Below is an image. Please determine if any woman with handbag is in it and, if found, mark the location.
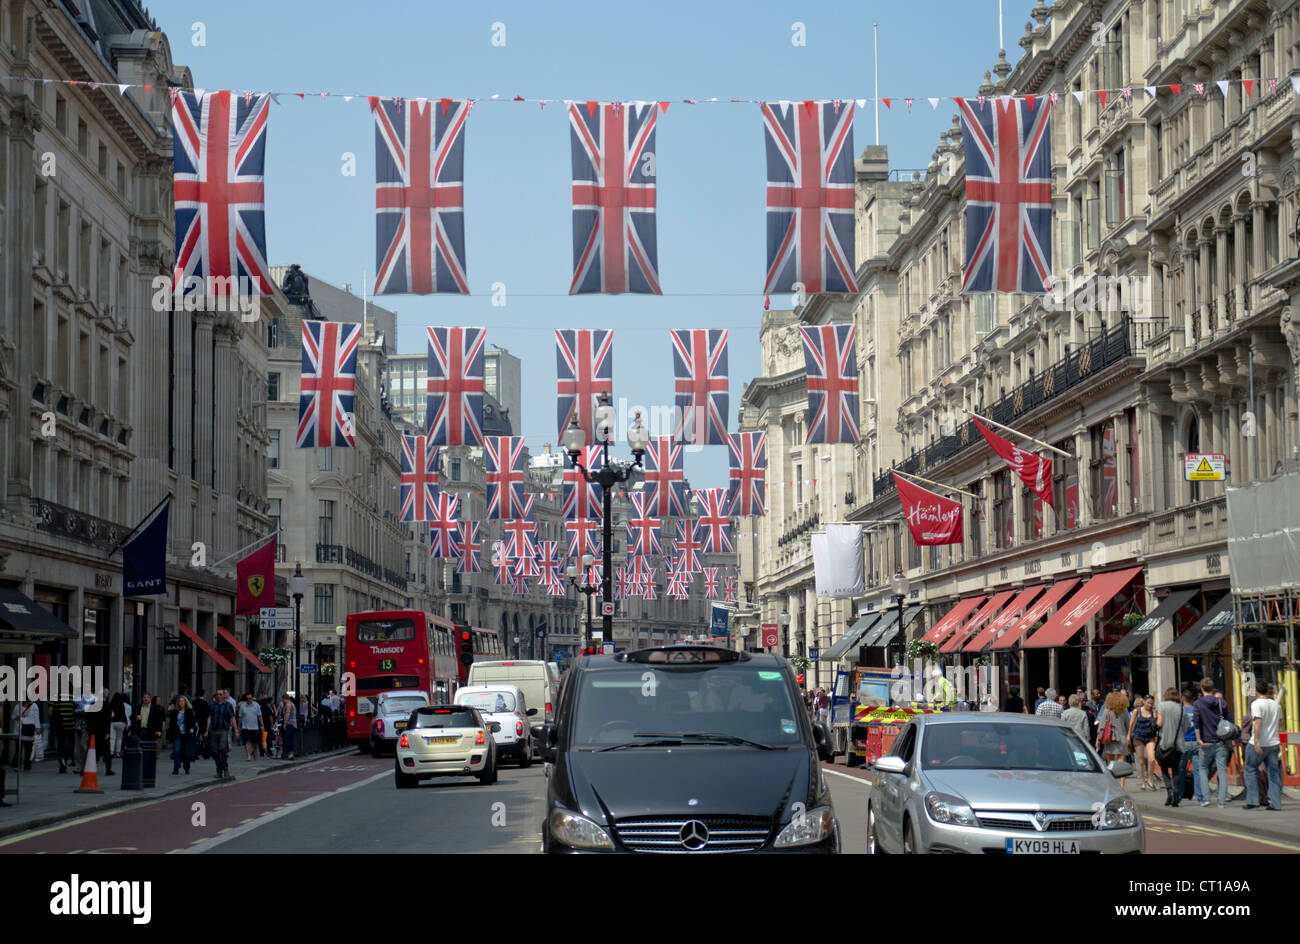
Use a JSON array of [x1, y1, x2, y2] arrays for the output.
[[1154, 688, 1187, 806], [167, 696, 199, 774], [1095, 691, 1131, 788]]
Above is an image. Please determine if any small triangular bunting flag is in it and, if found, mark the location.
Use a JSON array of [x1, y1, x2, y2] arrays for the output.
[[1216, 80, 1229, 98], [440, 97, 452, 114], [1291, 76, 1300, 95], [659, 101, 669, 113], [1096, 89, 1108, 108], [1145, 85, 1157, 98], [294, 92, 305, 99], [118, 84, 129, 96], [1072, 90, 1084, 104], [881, 98, 891, 109], [856, 98, 866, 108], [905, 98, 913, 111], [928, 97, 940, 110], [1170, 84, 1181, 95], [1242, 79, 1253, 98], [1025, 94, 1035, 111], [586, 100, 597, 117]]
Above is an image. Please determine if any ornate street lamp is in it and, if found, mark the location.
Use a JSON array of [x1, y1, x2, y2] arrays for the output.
[[566, 553, 598, 651], [891, 569, 910, 669], [289, 562, 309, 702]]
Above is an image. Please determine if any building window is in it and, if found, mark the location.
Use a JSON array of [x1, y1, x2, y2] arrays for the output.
[[1091, 420, 1118, 520], [267, 372, 280, 402], [313, 585, 335, 625], [450, 457, 461, 480], [318, 500, 335, 546], [267, 318, 282, 349], [317, 448, 333, 472], [267, 430, 280, 469]]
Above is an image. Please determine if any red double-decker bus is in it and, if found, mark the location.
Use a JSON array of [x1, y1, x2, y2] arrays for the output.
[[343, 609, 503, 750]]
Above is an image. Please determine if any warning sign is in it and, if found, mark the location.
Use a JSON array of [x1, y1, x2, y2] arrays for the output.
[[1184, 453, 1226, 482]]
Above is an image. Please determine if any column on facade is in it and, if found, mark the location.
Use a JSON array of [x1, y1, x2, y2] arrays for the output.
[[1232, 213, 1247, 324], [1074, 426, 1093, 530], [213, 318, 240, 557], [1215, 224, 1230, 334], [1182, 245, 1198, 344], [4, 95, 38, 508], [804, 584, 818, 663], [1198, 235, 1212, 337], [1251, 200, 1268, 313], [786, 593, 801, 656], [1112, 411, 1131, 516]]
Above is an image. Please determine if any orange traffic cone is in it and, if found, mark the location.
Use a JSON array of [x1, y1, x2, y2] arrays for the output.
[[75, 735, 104, 793]]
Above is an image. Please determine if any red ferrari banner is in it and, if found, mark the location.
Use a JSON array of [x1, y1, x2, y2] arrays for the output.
[[236, 540, 276, 615], [973, 418, 1054, 506], [894, 474, 963, 546]]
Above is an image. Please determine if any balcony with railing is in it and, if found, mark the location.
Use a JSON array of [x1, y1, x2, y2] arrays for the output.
[[872, 317, 1165, 500], [1148, 494, 1228, 554], [315, 543, 408, 592], [29, 497, 127, 552]]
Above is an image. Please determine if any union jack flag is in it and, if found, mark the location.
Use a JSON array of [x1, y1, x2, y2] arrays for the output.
[[643, 567, 658, 601], [800, 324, 860, 445], [171, 90, 273, 297], [297, 321, 361, 448], [510, 570, 529, 595], [493, 545, 513, 586], [694, 488, 733, 554], [956, 96, 1053, 294], [626, 493, 662, 557], [426, 326, 486, 446], [556, 329, 613, 440], [457, 521, 481, 574], [723, 574, 737, 603], [546, 574, 567, 597], [536, 540, 561, 587], [371, 97, 471, 295], [671, 329, 729, 445], [585, 563, 603, 597], [485, 436, 527, 520], [666, 567, 690, 600], [398, 435, 439, 522], [726, 431, 767, 516], [565, 517, 600, 559], [617, 561, 637, 600], [703, 567, 720, 600], [562, 446, 604, 521], [674, 521, 701, 575], [513, 549, 540, 579], [569, 102, 660, 295], [761, 100, 856, 294], [428, 491, 460, 558], [502, 498, 538, 562], [643, 437, 686, 518]]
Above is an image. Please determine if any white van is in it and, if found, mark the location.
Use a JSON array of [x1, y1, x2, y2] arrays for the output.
[[466, 660, 558, 755]]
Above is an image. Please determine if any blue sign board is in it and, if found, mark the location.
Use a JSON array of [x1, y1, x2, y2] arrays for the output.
[[300, 663, 319, 674]]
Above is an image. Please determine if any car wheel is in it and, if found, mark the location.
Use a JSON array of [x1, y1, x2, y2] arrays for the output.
[[846, 749, 860, 768], [370, 738, 380, 758], [478, 755, 497, 785], [519, 744, 532, 768], [903, 817, 918, 854], [394, 760, 416, 789], [867, 805, 888, 854]]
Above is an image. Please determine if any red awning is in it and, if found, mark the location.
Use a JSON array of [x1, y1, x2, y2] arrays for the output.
[[216, 624, 271, 673], [178, 621, 237, 671], [940, 591, 1017, 653], [990, 578, 1080, 650], [921, 596, 986, 644], [1023, 567, 1144, 648], [963, 585, 1045, 652]]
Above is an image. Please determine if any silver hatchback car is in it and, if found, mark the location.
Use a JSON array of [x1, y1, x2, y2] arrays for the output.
[[868, 713, 1143, 855]]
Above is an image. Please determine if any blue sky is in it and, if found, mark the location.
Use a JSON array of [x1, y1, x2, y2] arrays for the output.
[[152, 0, 1022, 489]]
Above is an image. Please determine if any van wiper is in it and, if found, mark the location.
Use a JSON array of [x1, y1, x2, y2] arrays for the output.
[[595, 738, 684, 752], [631, 732, 778, 750]]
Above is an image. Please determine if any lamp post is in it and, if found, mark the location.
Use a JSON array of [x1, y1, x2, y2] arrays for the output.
[[335, 624, 345, 696], [305, 640, 316, 717], [566, 554, 597, 651], [289, 562, 309, 703], [563, 394, 648, 651], [779, 611, 790, 656], [891, 569, 910, 670]]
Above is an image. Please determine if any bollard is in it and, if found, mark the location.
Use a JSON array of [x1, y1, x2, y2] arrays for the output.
[[120, 738, 142, 790], [139, 739, 158, 788]]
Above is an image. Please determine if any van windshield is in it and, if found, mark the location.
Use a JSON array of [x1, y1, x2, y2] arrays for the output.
[[458, 691, 516, 713], [570, 666, 803, 750]]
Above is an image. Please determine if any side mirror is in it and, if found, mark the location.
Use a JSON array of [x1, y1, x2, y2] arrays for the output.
[[813, 723, 832, 762], [526, 708, 538, 717], [1108, 760, 1134, 779], [874, 755, 907, 775], [542, 722, 558, 763]]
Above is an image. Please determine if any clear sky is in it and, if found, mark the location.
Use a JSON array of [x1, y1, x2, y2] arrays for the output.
[[151, 0, 1023, 490]]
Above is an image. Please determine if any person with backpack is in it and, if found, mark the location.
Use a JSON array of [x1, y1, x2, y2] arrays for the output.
[[1154, 688, 1187, 807], [1192, 677, 1237, 808]]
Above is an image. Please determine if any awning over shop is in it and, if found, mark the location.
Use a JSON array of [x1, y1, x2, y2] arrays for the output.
[[940, 591, 1017, 653], [860, 609, 900, 647], [215, 624, 272, 673], [872, 606, 924, 649], [1162, 595, 1235, 655], [0, 586, 77, 639], [921, 596, 986, 644], [821, 613, 881, 661], [1104, 588, 1198, 658], [178, 621, 237, 671], [990, 578, 1080, 651], [963, 585, 1045, 652], [1022, 566, 1144, 649]]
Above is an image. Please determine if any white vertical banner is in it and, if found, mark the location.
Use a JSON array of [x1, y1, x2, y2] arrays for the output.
[[812, 524, 865, 598]]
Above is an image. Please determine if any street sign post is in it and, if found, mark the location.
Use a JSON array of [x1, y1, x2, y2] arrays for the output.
[[259, 607, 294, 620], [300, 663, 318, 674], [1183, 453, 1226, 481], [601, 602, 614, 616], [761, 623, 779, 648]]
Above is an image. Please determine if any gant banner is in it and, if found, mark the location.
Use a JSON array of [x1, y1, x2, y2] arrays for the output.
[[812, 524, 864, 598], [894, 474, 963, 545]]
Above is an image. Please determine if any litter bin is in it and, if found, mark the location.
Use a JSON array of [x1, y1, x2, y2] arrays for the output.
[[138, 739, 157, 788], [120, 737, 142, 790]]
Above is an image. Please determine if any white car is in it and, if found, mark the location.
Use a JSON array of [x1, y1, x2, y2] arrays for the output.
[[395, 705, 499, 788], [454, 685, 536, 767], [369, 690, 430, 756]]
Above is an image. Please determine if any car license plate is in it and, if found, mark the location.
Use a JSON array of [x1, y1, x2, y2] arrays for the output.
[[425, 735, 458, 745], [394, 722, 407, 731], [1005, 838, 1080, 855]]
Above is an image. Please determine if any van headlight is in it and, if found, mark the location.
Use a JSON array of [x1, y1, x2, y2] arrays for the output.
[[1095, 797, 1138, 829], [773, 806, 836, 848], [549, 809, 615, 851], [924, 792, 979, 827]]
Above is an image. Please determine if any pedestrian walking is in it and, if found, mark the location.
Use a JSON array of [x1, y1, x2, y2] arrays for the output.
[[260, 698, 275, 757], [192, 690, 210, 758], [1032, 687, 1047, 712], [1154, 688, 1187, 807], [47, 696, 76, 773], [280, 694, 298, 759], [1131, 695, 1158, 790], [108, 693, 129, 759], [1243, 680, 1283, 811], [205, 690, 237, 778], [1003, 687, 1024, 714], [1179, 691, 1204, 804], [1192, 678, 1236, 808], [168, 696, 199, 775], [1034, 688, 1063, 719], [1096, 691, 1131, 788], [85, 691, 113, 776], [238, 693, 264, 761], [14, 698, 40, 771], [1061, 694, 1090, 744]]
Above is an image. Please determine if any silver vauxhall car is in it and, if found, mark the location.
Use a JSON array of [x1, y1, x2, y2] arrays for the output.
[[868, 713, 1143, 855]]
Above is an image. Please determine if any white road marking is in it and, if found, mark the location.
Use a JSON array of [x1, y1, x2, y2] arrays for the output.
[[174, 770, 389, 854], [823, 767, 872, 786]]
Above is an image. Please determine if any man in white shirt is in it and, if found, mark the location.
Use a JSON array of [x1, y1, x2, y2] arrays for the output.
[[1244, 681, 1283, 811]]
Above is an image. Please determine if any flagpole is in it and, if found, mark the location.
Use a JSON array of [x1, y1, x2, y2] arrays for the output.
[[965, 409, 1074, 459], [209, 524, 281, 570], [892, 468, 981, 500], [873, 23, 880, 145], [105, 493, 173, 557]]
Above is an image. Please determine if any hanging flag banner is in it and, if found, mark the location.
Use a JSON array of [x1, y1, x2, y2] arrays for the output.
[[569, 101, 661, 294], [297, 320, 361, 447], [671, 329, 729, 445], [726, 430, 767, 516], [894, 474, 963, 546], [643, 436, 687, 517], [398, 435, 439, 522], [694, 488, 734, 553], [457, 521, 481, 574], [973, 418, 1055, 506], [485, 435, 528, 520], [122, 501, 170, 596], [799, 324, 861, 445], [372, 97, 471, 295], [428, 491, 461, 558], [556, 328, 614, 440], [426, 326, 486, 446], [811, 524, 864, 598], [236, 540, 276, 615], [171, 89, 273, 297], [761, 100, 856, 293], [710, 603, 731, 637], [626, 493, 663, 557], [956, 96, 1053, 293], [562, 446, 605, 521], [674, 520, 703, 574]]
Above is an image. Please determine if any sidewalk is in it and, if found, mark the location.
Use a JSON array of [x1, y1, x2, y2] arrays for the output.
[[0, 743, 361, 840], [1125, 779, 1300, 846]]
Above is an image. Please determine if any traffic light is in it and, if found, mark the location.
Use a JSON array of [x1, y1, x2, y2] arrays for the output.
[[459, 630, 474, 666]]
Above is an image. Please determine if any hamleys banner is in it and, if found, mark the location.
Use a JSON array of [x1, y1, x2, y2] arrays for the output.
[[894, 474, 963, 545], [973, 418, 1054, 506]]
